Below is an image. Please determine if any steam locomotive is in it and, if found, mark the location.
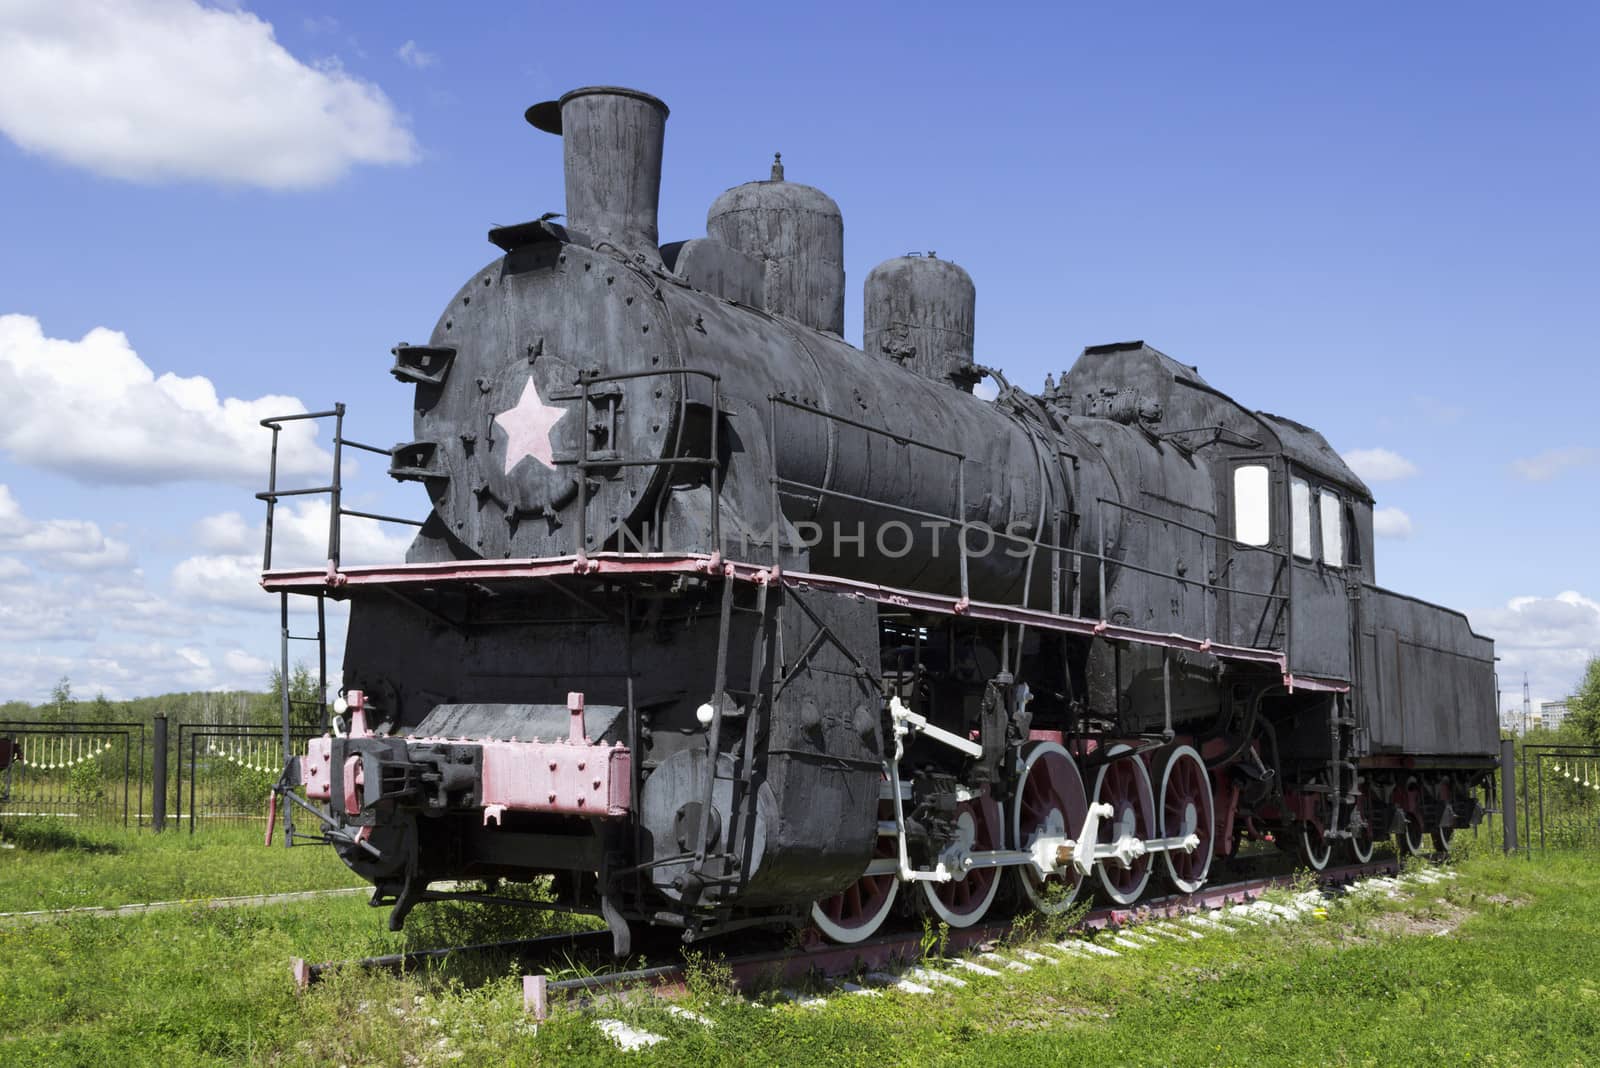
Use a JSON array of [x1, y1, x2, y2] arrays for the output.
[[265, 87, 1498, 951]]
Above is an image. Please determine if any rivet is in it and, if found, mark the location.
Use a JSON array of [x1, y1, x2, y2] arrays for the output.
[[577, 761, 586, 771], [548, 761, 557, 771], [592, 779, 601, 789], [548, 792, 557, 802], [577, 797, 586, 807]]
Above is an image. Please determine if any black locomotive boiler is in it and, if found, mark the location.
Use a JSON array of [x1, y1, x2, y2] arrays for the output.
[[264, 87, 1498, 950]]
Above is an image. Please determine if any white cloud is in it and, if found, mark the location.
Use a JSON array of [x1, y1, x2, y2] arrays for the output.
[[1342, 448, 1418, 482], [302, 14, 338, 35], [0, 583, 95, 641], [1509, 446, 1600, 483], [0, 484, 133, 570], [0, 556, 30, 582], [195, 511, 254, 553], [0, 0, 417, 189], [396, 40, 437, 69], [171, 552, 266, 609], [972, 378, 999, 402], [1371, 506, 1413, 539], [0, 635, 283, 700], [174, 500, 412, 608], [224, 649, 273, 677], [1470, 591, 1600, 706], [0, 314, 332, 486]]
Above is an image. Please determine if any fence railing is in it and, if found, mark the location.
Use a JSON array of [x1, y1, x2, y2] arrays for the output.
[[0, 717, 328, 834], [0, 721, 145, 827], [1518, 743, 1600, 855], [176, 723, 319, 833]]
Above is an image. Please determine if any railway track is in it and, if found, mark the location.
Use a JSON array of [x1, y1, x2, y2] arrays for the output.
[[290, 856, 1403, 997]]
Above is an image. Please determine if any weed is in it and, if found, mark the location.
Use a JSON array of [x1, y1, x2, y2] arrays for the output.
[[682, 949, 735, 1003], [917, 914, 949, 961]]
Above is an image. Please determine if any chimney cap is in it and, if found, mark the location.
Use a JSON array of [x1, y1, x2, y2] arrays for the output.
[[525, 86, 669, 134]]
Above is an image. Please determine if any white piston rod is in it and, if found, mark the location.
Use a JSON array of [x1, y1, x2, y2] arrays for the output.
[[882, 697, 1199, 883]]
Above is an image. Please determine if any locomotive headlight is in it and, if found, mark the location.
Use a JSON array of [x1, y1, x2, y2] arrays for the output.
[[696, 702, 716, 727], [333, 695, 349, 716]]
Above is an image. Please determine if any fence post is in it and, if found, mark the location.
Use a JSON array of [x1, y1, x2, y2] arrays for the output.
[[152, 714, 168, 833], [1500, 736, 1517, 855]]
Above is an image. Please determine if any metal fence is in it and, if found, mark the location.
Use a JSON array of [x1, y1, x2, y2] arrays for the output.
[[1518, 743, 1600, 854], [0, 721, 146, 827], [176, 722, 317, 833]]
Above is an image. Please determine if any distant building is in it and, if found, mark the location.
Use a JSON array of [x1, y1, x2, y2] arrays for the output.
[[1541, 698, 1572, 731]]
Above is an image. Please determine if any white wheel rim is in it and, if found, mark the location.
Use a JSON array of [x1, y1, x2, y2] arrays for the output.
[[811, 789, 900, 943], [810, 880, 898, 944], [1299, 823, 1331, 871], [920, 798, 1002, 928], [1350, 823, 1374, 863], [1091, 745, 1154, 906], [1157, 744, 1214, 894], [1010, 741, 1087, 915]]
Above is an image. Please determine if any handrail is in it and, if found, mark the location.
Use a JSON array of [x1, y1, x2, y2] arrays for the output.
[[572, 368, 723, 562], [257, 394, 1292, 657]]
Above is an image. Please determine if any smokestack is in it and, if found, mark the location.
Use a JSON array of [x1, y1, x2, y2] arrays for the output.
[[526, 86, 669, 266]]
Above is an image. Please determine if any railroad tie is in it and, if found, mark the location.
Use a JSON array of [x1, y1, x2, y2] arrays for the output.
[[865, 971, 934, 994], [949, 958, 1002, 977], [664, 1005, 715, 1028], [907, 966, 968, 987], [978, 952, 1032, 972], [595, 1019, 666, 1051]]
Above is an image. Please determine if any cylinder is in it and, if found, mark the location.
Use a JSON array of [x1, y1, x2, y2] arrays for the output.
[[526, 86, 669, 266], [707, 155, 845, 335], [863, 254, 978, 391]]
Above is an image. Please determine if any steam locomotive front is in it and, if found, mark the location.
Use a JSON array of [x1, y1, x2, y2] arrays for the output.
[[390, 89, 694, 564]]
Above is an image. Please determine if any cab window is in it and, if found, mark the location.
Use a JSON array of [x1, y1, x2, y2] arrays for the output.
[[1319, 491, 1344, 567], [1290, 477, 1313, 560], [1233, 465, 1270, 546]]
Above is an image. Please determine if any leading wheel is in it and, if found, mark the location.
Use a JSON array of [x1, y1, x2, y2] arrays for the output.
[[811, 794, 899, 944], [1010, 741, 1089, 915], [1155, 744, 1215, 894], [1091, 746, 1155, 906], [920, 795, 1004, 928]]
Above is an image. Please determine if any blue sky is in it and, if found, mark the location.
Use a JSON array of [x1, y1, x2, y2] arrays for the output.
[[0, 1, 1595, 712]]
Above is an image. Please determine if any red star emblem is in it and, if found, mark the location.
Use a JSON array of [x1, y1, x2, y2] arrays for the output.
[[492, 376, 567, 474]]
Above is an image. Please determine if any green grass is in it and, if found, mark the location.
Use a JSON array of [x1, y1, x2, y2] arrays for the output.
[[0, 820, 362, 912], [1, 828, 1597, 1066]]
